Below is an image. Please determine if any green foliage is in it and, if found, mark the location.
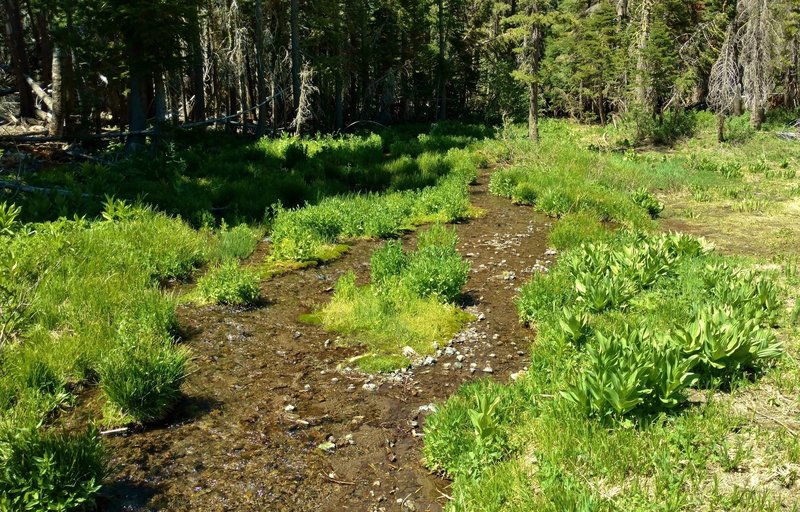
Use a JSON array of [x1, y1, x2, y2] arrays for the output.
[[564, 327, 698, 420], [195, 260, 261, 306], [0, 426, 105, 512], [0, 202, 21, 237], [548, 212, 610, 250], [370, 240, 409, 285], [557, 307, 591, 346], [674, 306, 783, 382], [98, 335, 189, 425], [405, 233, 470, 303], [317, 228, 471, 370], [215, 223, 261, 261], [631, 189, 664, 218]]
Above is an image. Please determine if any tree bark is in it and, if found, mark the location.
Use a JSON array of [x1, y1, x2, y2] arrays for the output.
[[717, 112, 725, 143], [4, 0, 35, 118], [126, 34, 148, 152], [436, 0, 447, 121], [528, 82, 539, 142], [636, 0, 653, 117], [189, 5, 206, 122], [255, 0, 268, 137], [48, 44, 65, 136], [291, 0, 302, 112]]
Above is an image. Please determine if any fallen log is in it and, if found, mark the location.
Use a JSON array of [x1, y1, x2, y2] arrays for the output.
[[0, 180, 94, 198], [777, 132, 800, 141], [25, 75, 53, 110]]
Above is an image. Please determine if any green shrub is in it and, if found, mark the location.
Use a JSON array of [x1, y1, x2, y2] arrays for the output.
[[0, 426, 106, 511], [673, 305, 783, 382], [0, 202, 21, 236], [216, 223, 261, 260], [630, 189, 664, 218], [512, 182, 538, 204], [405, 229, 470, 303], [564, 326, 697, 420], [98, 336, 189, 424], [195, 260, 260, 306]]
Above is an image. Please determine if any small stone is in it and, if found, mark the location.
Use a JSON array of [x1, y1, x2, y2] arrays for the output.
[[347, 384, 356, 392], [303, 384, 311, 391], [363, 383, 379, 392], [453, 362, 463, 369], [443, 362, 451, 370], [483, 367, 494, 373], [456, 354, 465, 362], [492, 334, 499, 340], [417, 404, 437, 415], [477, 313, 486, 321], [470, 362, 477, 369], [444, 347, 456, 356], [410, 420, 419, 428], [489, 353, 496, 358], [318, 441, 336, 453], [284, 404, 296, 412], [422, 356, 436, 366], [402, 346, 417, 358], [293, 331, 302, 339]]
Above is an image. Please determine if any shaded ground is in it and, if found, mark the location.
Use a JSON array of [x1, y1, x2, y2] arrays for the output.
[[98, 172, 552, 511]]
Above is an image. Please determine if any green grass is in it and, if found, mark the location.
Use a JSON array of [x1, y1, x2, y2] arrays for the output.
[[425, 113, 800, 510], [315, 225, 473, 371], [193, 260, 261, 306]]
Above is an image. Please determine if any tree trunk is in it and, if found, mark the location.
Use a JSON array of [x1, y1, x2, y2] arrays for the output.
[[48, 44, 64, 136], [528, 82, 539, 142], [126, 34, 148, 152], [717, 112, 725, 143], [255, 0, 268, 137], [636, 0, 653, 116], [750, 105, 764, 130], [334, 68, 344, 131], [32, 5, 52, 81], [436, 0, 447, 121], [291, 0, 302, 112], [4, 0, 35, 118], [189, 5, 206, 122]]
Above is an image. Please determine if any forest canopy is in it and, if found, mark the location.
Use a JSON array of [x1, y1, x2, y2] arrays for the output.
[[0, 0, 797, 145]]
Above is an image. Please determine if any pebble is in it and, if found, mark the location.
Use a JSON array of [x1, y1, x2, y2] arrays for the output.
[[284, 404, 296, 412], [483, 367, 494, 373], [363, 383, 379, 392], [456, 354, 465, 362], [402, 346, 417, 358], [477, 313, 486, 321], [347, 384, 356, 392], [422, 356, 436, 366], [453, 362, 463, 369]]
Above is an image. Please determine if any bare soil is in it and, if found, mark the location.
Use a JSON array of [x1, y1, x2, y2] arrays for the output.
[[98, 172, 552, 512]]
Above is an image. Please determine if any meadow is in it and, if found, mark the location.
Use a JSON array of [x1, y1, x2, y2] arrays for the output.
[[1, 112, 799, 510]]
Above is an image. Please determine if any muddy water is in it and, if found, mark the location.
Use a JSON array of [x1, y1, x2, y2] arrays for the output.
[[100, 173, 552, 512]]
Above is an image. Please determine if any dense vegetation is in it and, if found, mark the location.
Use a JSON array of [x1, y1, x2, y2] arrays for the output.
[[421, 115, 800, 510], [1, 0, 800, 508]]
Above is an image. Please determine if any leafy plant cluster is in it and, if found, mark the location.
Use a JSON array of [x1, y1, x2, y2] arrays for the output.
[[18, 125, 485, 227], [315, 225, 471, 371], [269, 149, 477, 262], [194, 260, 261, 306], [516, 232, 784, 421], [0, 198, 264, 509]]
